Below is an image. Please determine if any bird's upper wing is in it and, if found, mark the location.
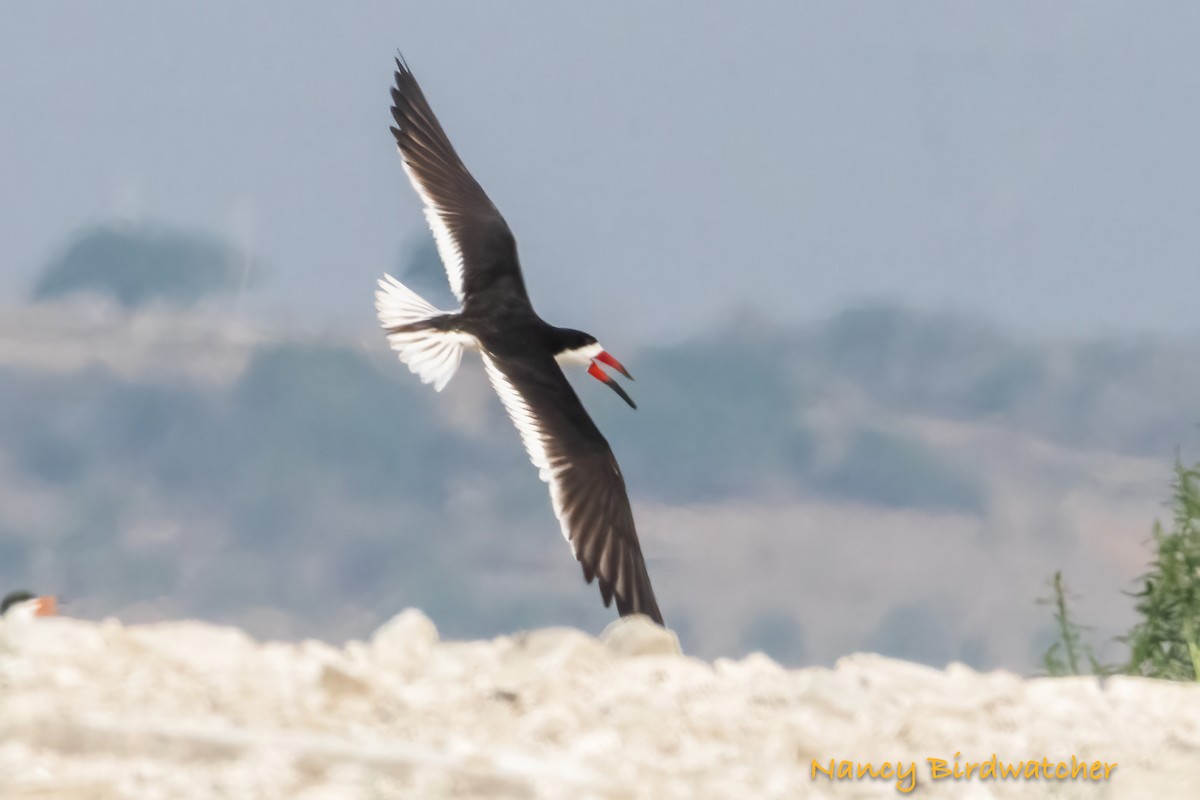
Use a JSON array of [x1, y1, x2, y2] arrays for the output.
[[390, 56, 528, 305], [480, 350, 663, 624]]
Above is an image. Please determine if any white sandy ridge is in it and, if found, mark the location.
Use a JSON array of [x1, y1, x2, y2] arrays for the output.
[[1, 610, 1197, 799]]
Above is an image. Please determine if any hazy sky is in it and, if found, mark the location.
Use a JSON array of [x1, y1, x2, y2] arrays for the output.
[[3, 2, 1198, 343]]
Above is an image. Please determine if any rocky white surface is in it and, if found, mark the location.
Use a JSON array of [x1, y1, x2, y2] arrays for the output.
[[1, 611, 1197, 799]]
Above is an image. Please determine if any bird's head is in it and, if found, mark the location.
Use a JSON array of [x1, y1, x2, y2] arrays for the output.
[[1, 590, 57, 620], [554, 329, 636, 409]]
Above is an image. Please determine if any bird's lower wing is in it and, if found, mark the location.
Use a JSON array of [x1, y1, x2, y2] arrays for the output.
[[480, 351, 663, 624]]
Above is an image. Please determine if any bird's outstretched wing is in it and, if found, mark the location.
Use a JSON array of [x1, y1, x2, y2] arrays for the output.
[[390, 56, 529, 306], [480, 349, 664, 624]]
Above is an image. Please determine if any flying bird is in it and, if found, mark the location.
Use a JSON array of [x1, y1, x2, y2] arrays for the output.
[[375, 55, 663, 625]]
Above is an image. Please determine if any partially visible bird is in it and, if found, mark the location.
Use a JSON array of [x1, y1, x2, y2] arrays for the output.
[[375, 55, 663, 625], [1, 590, 57, 620]]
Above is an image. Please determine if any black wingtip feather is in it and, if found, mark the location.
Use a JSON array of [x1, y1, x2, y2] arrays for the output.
[[599, 579, 614, 607]]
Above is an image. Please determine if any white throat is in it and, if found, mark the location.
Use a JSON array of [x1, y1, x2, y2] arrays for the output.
[[555, 342, 603, 366], [3, 600, 43, 622]]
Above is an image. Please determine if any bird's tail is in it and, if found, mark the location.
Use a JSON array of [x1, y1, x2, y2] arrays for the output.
[[375, 274, 469, 392]]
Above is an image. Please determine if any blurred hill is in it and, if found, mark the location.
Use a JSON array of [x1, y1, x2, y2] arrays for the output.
[[0, 290, 1189, 671], [32, 223, 255, 310]]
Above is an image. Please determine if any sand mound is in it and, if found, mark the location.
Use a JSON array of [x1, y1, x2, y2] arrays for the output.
[[1, 611, 1197, 798]]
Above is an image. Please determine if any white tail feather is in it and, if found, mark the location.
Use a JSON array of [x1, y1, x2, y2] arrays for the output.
[[375, 274, 472, 392]]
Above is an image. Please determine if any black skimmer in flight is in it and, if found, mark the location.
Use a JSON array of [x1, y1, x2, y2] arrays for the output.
[[375, 55, 663, 625]]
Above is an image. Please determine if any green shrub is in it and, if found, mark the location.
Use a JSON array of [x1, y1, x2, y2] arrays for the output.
[[1123, 461, 1200, 680], [1038, 571, 1103, 677], [1041, 460, 1200, 681]]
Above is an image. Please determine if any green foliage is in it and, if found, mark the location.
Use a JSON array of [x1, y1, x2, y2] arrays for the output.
[[1123, 462, 1200, 681], [32, 223, 249, 309], [1038, 571, 1104, 677], [1039, 461, 1200, 681]]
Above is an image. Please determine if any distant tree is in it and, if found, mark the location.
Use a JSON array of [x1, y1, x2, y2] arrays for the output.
[[32, 222, 251, 309], [817, 428, 985, 513]]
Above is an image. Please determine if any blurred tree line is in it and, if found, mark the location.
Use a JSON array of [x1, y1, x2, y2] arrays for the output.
[[2, 222, 1197, 667], [33, 223, 253, 309]]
